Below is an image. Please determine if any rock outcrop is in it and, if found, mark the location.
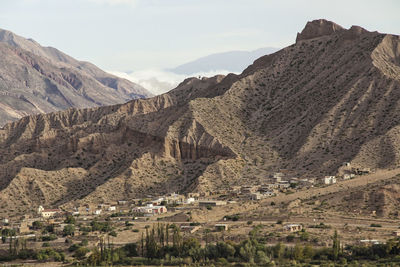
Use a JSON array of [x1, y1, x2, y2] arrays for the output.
[[296, 19, 345, 42]]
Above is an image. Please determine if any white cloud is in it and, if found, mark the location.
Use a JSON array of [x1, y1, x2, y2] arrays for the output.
[[109, 69, 235, 95]]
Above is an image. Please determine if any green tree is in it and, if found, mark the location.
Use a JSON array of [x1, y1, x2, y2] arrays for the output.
[[87, 248, 101, 266], [255, 250, 270, 265], [294, 243, 304, 261], [273, 242, 286, 259], [332, 230, 340, 261], [74, 246, 89, 259], [239, 240, 256, 263], [145, 227, 159, 259], [64, 215, 76, 225], [299, 230, 309, 241], [303, 244, 314, 259], [216, 241, 235, 258], [123, 243, 138, 257], [63, 224, 75, 236], [32, 221, 43, 230]]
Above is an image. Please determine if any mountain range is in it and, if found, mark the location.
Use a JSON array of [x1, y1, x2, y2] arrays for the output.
[[116, 47, 279, 95], [0, 28, 152, 127], [0, 19, 399, 216], [170, 47, 279, 75]]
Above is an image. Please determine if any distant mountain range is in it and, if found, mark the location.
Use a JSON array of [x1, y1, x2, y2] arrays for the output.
[[170, 47, 279, 75], [115, 47, 279, 95], [0, 28, 152, 127], [1, 19, 399, 216]]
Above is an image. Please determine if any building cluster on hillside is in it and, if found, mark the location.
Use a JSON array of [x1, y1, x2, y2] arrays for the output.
[[230, 172, 317, 201], [31, 192, 204, 221], [3, 163, 375, 235], [320, 163, 372, 186]]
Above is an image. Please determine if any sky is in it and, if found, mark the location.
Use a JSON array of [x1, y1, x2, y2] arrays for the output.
[[2, 0, 400, 93]]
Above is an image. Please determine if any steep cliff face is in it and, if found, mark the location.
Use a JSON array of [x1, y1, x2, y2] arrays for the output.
[[0, 28, 152, 126], [0, 20, 400, 215]]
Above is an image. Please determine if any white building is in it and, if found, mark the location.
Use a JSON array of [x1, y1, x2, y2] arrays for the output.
[[38, 206, 61, 218], [132, 204, 168, 215], [324, 176, 337, 185], [94, 209, 102, 215], [273, 172, 284, 182], [108, 206, 116, 211], [284, 224, 303, 232], [343, 174, 351, 180], [184, 197, 195, 204]]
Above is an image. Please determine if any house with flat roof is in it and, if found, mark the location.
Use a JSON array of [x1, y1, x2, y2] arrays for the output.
[[283, 224, 303, 232], [323, 176, 337, 185], [132, 204, 168, 216], [38, 206, 62, 218], [198, 200, 227, 207]]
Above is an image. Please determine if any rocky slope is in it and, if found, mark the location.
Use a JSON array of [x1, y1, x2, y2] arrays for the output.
[[1, 19, 400, 215], [0, 28, 152, 126]]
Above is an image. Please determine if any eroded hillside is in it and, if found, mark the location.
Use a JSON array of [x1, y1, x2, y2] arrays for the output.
[[0, 28, 151, 126], [1, 19, 400, 215]]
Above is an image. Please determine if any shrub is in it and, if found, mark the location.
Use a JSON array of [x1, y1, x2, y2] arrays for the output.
[[32, 221, 43, 230], [123, 243, 138, 257], [74, 246, 89, 259], [64, 215, 76, 224], [41, 234, 57, 241], [300, 231, 309, 241], [63, 224, 75, 236], [68, 243, 81, 252], [286, 234, 296, 242]]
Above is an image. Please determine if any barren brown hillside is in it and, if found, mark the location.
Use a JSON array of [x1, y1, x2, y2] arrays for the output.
[[0, 28, 152, 126], [0, 19, 400, 215]]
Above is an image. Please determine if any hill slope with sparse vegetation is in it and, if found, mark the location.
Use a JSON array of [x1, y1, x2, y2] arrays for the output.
[[0, 19, 400, 215]]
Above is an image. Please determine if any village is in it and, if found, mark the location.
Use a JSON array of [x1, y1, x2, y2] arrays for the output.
[[0, 162, 375, 238], [0, 162, 370, 231], [3, 163, 400, 266]]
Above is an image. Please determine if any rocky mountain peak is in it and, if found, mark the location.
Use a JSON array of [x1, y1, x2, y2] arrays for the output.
[[296, 19, 345, 42]]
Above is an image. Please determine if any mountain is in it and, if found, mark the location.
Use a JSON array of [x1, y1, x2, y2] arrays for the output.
[[170, 47, 279, 75], [114, 47, 279, 95], [0, 19, 400, 216], [0, 28, 152, 126]]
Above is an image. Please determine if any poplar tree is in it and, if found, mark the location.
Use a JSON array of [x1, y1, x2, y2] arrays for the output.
[[332, 230, 340, 261]]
